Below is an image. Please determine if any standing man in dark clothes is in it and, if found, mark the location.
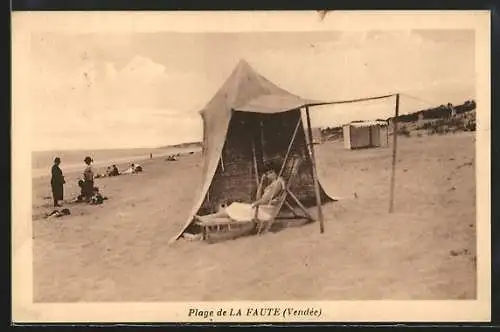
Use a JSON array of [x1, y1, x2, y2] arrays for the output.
[[51, 157, 65, 207], [82, 156, 95, 201]]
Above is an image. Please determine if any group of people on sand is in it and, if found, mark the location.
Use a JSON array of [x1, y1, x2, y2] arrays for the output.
[[50, 155, 107, 208], [165, 151, 195, 162], [96, 162, 143, 178], [165, 154, 180, 161], [120, 163, 143, 175], [104, 165, 120, 177], [77, 156, 107, 204], [50, 155, 146, 208]]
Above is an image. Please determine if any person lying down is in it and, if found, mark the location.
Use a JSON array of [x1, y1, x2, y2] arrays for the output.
[[201, 162, 285, 222]]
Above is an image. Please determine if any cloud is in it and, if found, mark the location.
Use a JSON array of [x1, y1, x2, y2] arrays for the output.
[[412, 29, 474, 43], [119, 55, 166, 78], [247, 30, 473, 102], [27, 30, 475, 150], [104, 62, 118, 80]]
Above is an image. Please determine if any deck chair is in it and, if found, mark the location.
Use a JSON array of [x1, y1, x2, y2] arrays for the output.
[[193, 158, 313, 242], [193, 215, 256, 243], [255, 158, 314, 234]]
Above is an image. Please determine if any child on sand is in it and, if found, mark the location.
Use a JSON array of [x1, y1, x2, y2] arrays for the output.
[[89, 187, 108, 205]]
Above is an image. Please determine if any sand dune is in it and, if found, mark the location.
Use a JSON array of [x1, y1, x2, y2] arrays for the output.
[[31, 132, 476, 302]]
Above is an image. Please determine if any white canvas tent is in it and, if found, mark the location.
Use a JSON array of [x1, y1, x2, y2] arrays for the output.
[[170, 60, 336, 242], [343, 120, 389, 149]]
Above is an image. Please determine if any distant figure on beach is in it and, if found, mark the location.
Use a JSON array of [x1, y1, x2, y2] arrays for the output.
[[50, 157, 65, 207], [110, 164, 120, 176], [105, 166, 113, 177], [90, 187, 108, 205], [122, 163, 142, 174], [150, 153, 153, 159], [122, 163, 135, 175], [82, 156, 95, 201]]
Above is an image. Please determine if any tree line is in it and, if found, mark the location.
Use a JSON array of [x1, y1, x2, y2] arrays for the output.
[[321, 99, 476, 138]]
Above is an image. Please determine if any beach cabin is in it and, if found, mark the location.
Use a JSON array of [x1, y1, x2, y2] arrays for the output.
[[342, 120, 389, 150]]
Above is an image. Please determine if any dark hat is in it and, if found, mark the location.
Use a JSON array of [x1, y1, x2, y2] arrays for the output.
[[84, 156, 93, 163], [54, 157, 61, 163], [263, 160, 280, 174]]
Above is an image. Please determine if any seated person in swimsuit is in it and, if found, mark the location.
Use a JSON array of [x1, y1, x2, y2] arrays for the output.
[[204, 162, 285, 222]]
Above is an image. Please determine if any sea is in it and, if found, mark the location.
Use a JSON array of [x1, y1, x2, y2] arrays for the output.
[[32, 146, 201, 179]]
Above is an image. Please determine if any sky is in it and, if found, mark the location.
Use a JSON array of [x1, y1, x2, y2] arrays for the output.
[[27, 29, 475, 151]]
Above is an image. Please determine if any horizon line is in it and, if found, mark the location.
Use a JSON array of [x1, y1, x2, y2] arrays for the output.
[[31, 141, 203, 153]]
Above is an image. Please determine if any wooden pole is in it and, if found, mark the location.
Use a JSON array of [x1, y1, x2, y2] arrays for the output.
[[257, 116, 300, 232], [260, 120, 265, 160], [305, 106, 325, 234], [389, 94, 400, 213], [251, 139, 260, 187], [386, 120, 389, 147], [252, 137, 263, 221], [286, 188, 315, 221], [258, 116, 301, 234], [279, 116, 302, 178], [271, 116, 301, 205]]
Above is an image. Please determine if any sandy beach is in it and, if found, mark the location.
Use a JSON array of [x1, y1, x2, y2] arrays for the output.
[[31, 132, 476, 302]]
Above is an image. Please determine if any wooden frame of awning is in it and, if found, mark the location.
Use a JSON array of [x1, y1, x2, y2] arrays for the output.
[[305, 93, 401, 214], [249, 107, 326, 235]]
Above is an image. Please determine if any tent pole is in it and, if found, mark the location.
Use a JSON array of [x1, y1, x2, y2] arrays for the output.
[[279, 116, 302, 178], [251, 139, 260, 186], [260, 120, 265, 161], [258, 115, 301, 230], [305, 106, 325, 234], [267, 115, 301, 206], [386, 120, 390, 147], [389, 93, 400, 213]]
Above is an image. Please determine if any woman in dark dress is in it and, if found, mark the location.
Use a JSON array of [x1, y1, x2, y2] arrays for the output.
[[51, 157, 65, 207]]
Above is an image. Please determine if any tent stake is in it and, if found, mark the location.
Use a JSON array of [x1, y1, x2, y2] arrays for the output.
[[389, 94, 400, 213], [305, 106, 325, 234]]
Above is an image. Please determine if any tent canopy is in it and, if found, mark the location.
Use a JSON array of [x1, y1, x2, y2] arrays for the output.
[[200, 59, 322, 117], [171, 59, 334, 241]]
